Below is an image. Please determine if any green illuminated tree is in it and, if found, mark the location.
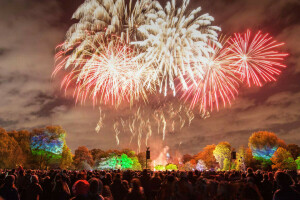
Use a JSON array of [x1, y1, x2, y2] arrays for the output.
[[165, 163, 178, 171], [31, 126, 69, 169], [271, 147, 296, 170], [119, 154, 133, 170], [296, 156, 300, 170], [154, 165, 165, 171], [213, 142, 231, 170], [131, 156, 142, 170]]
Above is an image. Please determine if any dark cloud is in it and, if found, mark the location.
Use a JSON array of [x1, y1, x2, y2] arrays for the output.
[[0, 0, 299, 157]]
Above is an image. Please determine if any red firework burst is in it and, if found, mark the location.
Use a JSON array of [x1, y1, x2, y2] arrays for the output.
[[228, 30, 288, 87]]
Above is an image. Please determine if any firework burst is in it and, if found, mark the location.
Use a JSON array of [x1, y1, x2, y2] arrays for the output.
[[228, 30, 288, 87], [180, 38, 239, 112], [54, 36, 152, 106], [133, 0, 221, 96]]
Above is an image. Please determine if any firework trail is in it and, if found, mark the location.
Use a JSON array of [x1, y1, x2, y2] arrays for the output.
[[95, 107, 105, 133], [113, 121, 121, 145], [228, 30, 288, 87]]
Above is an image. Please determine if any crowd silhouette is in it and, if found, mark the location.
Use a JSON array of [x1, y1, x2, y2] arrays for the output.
[[0, 168, 300, 200]]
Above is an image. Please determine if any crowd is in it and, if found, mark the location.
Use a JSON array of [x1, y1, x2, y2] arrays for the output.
[[0, 168, 299, 200]]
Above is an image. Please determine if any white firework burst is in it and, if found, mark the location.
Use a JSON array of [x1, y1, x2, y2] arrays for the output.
[[61, 0, 159, 70], [133, 0, 221, 96]]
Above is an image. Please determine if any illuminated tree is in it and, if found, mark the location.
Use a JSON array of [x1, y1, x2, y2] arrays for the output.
[[195, 144, 217, 169], [98, 155, 118, 170], [31, 126, 69, 169], [165, 163, 178, 171], [74, 146, 94, 169], [90, 149, 108, 161], [249, 131, 285, 160], [235, 146, 246, 171], [182, 154, 193, 164], [223, 158, 230, 170], [7, 130, 31, 167], [137, 152, 147, 169], [296, 157, 300, 170], [60, 145, 73, 169], [131, 156, 142, 170], [244, 148, 260, 170], [287, 144, 300, 160], [271, 147, 296, 170], [213, 142, 231, 170], [119, 154, 133, 170], [154, 165, 165, 171], [196, 160, 207, 171], [184, 161, 196, 171], [0, 127, 24, 168]]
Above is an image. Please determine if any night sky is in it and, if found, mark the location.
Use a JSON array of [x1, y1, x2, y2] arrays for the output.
[[0, 0, 300, 158]]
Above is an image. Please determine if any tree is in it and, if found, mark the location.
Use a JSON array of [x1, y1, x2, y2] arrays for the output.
[[223, 158, 231, 171], [0, 127, 24, 168], [213, 142, 231, 170], [287, 144, 300, 160], [154, 165, 165, 171], [31, 126, 67, 169], [195, 144, 217, 169], [119, 154, 133, 170], [73, 146, 94, 169], [235, 146, 246, 171], [137, 152, 147, 169], [249, 131, 285, 160], [182, 154, 193, 164], [244, 148, 260, 170], [90, 149, 108, 161], [60, 145, 73, 169], [195, 160, 207, 171], [183, 161, 195, 171], [7, 130, 31, 167], [165, 163, 178, 171], [296, 156, 300, 170], [271, 147, 296, 170], [131, 156, 142, 170]]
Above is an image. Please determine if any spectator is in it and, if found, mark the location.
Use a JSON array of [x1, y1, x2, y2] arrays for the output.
[[126, 178, 146, 200], [260, 174, 273, 200], [0, 175, 20, 200], [52, 174, 71, 200], [71, 180, 90, 200], [273, 171, 300, 200], [102, 185, 113, 200], [24, 175, 43, 200], [88, 178, 104, 200], [241, 183, 263, 200], [110, 173, 128, 200]]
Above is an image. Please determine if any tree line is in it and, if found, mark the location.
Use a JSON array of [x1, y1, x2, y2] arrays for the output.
[[0, 126, 300, 171]]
